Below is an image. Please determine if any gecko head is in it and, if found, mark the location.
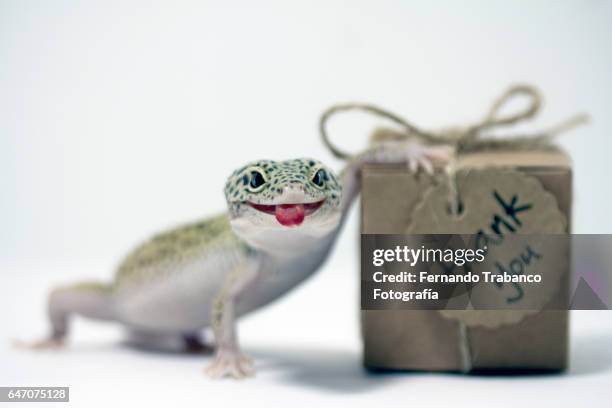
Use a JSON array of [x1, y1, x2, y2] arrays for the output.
[[224, 158, 342, 251]]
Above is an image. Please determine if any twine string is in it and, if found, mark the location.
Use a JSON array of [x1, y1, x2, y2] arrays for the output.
[[319, 84, 588, 158], [319, 84, 589, 215], [319, 104, 438, 160]]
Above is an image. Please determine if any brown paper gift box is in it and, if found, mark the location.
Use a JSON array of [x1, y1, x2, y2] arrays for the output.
[[360, 150, 571, 372]]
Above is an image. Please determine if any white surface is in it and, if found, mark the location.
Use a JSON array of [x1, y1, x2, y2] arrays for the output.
[[1, 1, 612, 407], [2, 262, 612, 407]]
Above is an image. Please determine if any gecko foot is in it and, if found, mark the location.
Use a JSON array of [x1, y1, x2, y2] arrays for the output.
[[12, 337, 65, 351], [205, 348, 255, 379], [372, 141, 454, 174], [405, 143, 454, 174]]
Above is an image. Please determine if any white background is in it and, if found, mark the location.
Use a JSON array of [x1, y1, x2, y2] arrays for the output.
[[1, 1, 612, 407]]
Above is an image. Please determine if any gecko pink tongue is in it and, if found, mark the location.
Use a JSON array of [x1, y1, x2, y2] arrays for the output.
[[275, 204, 305, 226]]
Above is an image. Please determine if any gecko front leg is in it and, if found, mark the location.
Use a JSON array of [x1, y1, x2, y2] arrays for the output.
[[338, 141, 454, 217], [205, 257, 261, 379]]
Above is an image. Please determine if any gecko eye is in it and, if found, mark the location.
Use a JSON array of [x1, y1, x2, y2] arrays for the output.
[[244, 167, 268, 193], [311, 168, 327, 189]]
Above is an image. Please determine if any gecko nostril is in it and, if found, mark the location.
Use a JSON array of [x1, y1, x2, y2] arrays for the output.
[[280, 184, 306, 202], [282, 184, 304, 193]]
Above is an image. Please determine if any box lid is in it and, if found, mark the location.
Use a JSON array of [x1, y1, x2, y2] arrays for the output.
[[456, 148, 571, 170]]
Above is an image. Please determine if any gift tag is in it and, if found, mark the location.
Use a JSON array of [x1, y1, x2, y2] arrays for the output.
[[406, 169, 568, 328]]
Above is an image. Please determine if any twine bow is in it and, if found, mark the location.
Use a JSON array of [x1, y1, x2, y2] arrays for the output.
[[319, 84, 589, 215], [319, 84, 589, 159]]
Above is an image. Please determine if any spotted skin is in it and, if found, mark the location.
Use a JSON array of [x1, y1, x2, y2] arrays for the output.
[[113, 159, 340, 292], [224, 158, 341, 215], [114, 214, 246, 292], [26, 144, 452, 380]]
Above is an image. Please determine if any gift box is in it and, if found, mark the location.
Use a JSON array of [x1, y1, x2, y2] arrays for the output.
[[360, 149, 572, 372], [319, 85, 587, 373]]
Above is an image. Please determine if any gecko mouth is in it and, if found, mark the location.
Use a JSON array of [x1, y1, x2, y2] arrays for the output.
[[248, 200, 325, 227]]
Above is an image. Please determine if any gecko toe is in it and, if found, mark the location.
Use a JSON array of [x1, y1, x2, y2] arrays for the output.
[[205, 349, 255, 380], [12, 337, 65, 351]]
